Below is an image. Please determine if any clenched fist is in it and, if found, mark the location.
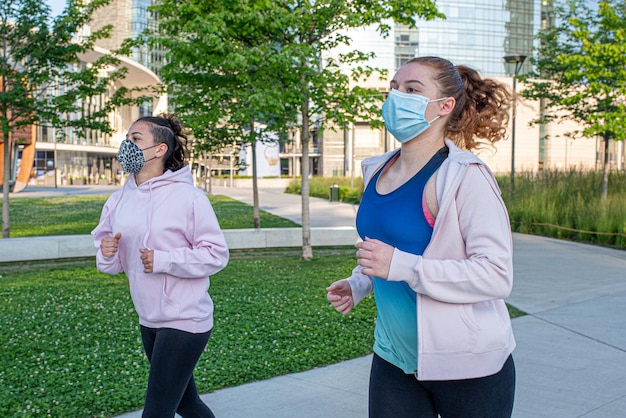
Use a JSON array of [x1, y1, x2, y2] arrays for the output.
[[101, 232, 121, 258]]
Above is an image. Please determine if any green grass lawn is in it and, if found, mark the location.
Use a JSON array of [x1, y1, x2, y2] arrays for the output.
[[4, 194, 298, 237], [0, 193, 526, 417], [0, 248, 525, 417], [0, 248, 376, 417]]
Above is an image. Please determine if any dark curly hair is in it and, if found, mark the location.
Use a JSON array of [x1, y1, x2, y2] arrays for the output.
[[405, 56, 512, 150], [136, 114, 188, 172]]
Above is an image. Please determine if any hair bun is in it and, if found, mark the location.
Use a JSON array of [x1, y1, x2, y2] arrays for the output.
[[163, 114, 183, 136]]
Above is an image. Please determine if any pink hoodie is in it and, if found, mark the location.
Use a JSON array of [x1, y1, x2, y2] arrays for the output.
[[92, 168, 229, 333], [347, 139, 515, 381]]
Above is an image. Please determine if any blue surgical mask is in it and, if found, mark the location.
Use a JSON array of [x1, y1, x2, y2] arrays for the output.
[[382, 89, 446, 143]]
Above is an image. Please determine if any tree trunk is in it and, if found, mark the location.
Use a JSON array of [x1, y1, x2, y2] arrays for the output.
[[601, 136, 609, 201], [251, 125, 260, 229], [300, 101, 313, 260], [208, 154, 213, 194], [203, 151, 209, 192], [2, 128, 11, 238]]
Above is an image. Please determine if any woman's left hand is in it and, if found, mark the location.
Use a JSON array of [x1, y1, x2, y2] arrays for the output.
[[139, 248, 154, 273], [356, 237, 394, 279]]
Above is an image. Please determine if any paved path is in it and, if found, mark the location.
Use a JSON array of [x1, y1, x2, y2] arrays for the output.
[[165, 234, 626, 418], [131, 185, 626, 418], [11, 185, 626, 417]]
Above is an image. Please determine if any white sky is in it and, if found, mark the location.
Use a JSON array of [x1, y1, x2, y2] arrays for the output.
[[46, 0, 67, 17]]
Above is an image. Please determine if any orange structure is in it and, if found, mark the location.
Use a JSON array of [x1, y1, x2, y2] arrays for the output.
[[0, 124, 36, 193]]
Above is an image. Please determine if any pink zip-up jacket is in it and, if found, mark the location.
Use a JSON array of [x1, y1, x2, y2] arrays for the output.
[[347, 138, 515, 380], [92, 167, 229, 334]]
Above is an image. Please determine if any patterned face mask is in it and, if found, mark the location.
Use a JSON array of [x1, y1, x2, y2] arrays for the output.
[[117, 139, 158, 174]]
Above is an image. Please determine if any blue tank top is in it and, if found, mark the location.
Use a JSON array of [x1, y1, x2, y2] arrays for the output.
[[356, 147, 448, 374]]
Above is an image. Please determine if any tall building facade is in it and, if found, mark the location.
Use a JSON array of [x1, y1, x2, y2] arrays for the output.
[[410, 0, 537, 77], [90, 0, 164, 76], [311, 0, 622, 179], [19, 1, 617, 190], [90, 0, 166, 117], [9, 1, 167, 191], [18, 49, 165, 190]]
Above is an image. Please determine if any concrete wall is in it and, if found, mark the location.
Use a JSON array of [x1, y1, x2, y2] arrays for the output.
[[0, 227, 359, 263]]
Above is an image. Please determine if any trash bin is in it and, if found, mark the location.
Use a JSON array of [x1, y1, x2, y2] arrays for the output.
[[329, 184, 340, 202]]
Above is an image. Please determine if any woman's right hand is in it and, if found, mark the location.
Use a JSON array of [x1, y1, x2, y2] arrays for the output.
[[101, 232, 122, 258], [326, 280, 354, 315]]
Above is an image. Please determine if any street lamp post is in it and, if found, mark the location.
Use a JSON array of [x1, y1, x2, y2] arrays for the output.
[[503, 54, 527, 200]]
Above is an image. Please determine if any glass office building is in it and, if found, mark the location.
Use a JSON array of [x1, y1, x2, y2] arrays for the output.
[[318, 0, 618, 177], [91, 0, 166, 117], [389, 0, 543, 77], [8, 1, 167, 191], [129, 0, 165, 77], [91, 0, 164, 75]]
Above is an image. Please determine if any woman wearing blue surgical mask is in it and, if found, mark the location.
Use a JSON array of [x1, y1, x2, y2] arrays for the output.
[[92, 115, 229, 418], [327, 56, 515, 418]]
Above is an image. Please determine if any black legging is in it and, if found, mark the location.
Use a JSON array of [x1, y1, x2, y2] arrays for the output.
[[140, 326, 215, 418], [369, 353, 515, 418]]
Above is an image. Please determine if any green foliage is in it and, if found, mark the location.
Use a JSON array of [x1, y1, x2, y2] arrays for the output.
[[2, 195, 298, 237], [520, 0, 626, 142], [1, 0, 153, 238], [0, 0, 138, 138], [150, 0, 444, 147], [146, 1, 443, 251], [499, 169, 626, 249], [506, 304, 526, 319], [0, 249, 377, 417], [147, 0, 303, 152], [295, 172, 626, 249], [286, 176, 364, 204]]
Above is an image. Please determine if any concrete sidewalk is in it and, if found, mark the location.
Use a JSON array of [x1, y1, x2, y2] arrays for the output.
[[11, 185, 626, 417], [209, 185, 360, 228], [114, 185, 626, 418]]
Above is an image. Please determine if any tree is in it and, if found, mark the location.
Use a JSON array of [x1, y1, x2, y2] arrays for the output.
[[0, 0, 142, 238], [520, 0, 626, 200], [147, 1, 301, 230], [150, 0, 443, 259]]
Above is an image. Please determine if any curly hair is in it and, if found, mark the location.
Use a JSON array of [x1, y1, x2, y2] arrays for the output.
[[136, 114, 188, 172], [405, 57, 512, 150]]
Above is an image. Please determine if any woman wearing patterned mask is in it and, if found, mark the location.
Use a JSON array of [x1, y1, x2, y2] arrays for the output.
[[326, 56, 516, 417], [92, 115, 229, 417]]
